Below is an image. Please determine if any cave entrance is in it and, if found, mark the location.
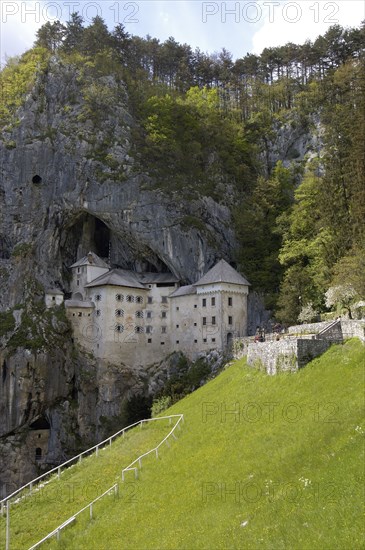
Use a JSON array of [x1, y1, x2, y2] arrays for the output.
[[61, 213, 111, 268]]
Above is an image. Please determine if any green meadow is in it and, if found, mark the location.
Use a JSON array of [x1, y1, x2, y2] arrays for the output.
[[1, 339, 364, 549]]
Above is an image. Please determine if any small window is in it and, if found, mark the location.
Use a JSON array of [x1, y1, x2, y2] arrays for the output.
[[126, 295, 134, 303], [35, 448, 42, 461], [115, 324, 124, 333], [211, 297, 215, 306], [96, 309, 101, 316], [136, 295, 143, 304], [115, 309, 124, 317], [202, 317, 207, 326], [135, 326, 144, 333], [77, 280, 80, 286], [52, 296, 56, 301], [162, 326, 167, 334], [194, 339, 198, 343], [95, 294, 101, 301], [194, 322, 197, 326], [202, 298, 206, 307], [212, 316, 216, 325], [72, 313, 75, 317], [116, 294, 124, 302], [176, 306, 179, 311], [161, 296, 168, 303], [194, 305, 197, 309], [161, 311, 167, 319], [135, 311, 144, 318], [203, 338, 207, 343], [148, 338, 152, 343], [77, 268, 81, 274], [148, 297, 153, 304], [212, 338, 216, 343], [176, 340, 179, 344], [176, 324, 179, 328], [146, 326, 152, 334], [147, 311, 152, 318], [228, 297, 233, 306], [78, 312, 82, 317], [161, 342, 165, 345], [228, 316, 233, 325]]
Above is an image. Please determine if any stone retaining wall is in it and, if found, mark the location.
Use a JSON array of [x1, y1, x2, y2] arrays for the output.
[[341, 320, 365, 342], [247, 338, 331, 375]]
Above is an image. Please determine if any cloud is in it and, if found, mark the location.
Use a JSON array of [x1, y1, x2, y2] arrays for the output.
[[252, 0, 365, 54]]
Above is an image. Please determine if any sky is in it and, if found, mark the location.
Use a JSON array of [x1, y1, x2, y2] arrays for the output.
[[0, 1, 364, 65]]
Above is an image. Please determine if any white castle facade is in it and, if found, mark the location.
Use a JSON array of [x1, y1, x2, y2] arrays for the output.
[[58, 252, 250, 365]]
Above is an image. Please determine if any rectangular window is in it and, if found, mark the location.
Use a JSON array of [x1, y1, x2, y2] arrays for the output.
[[146, 326, 152, 334], [148, 297, 153, 304], [212, 316, 216, 325], [176, 324, 179, 328], [228, 316, 233, 325], [162, 326, 167, 334], [148, 338, 152, 343], [202, 317, 207, 326], [194, 304, 197, 309], [176, 306, 179, 311], [211, 297, 216, 306], [212, 338, 216, 343], [228, 297, 233, 306], [194, 322, 197, 326], [77, 280, 80, 286], [176, 340, 179, 344], [161, 342, 165, 345], [203, 338, 207, 343], [202, 298, 206, 307], [162, 311, 167, 319], [161, 296, 168, 303], [147, 311, 152, 318], [194, 339, 198, 343]]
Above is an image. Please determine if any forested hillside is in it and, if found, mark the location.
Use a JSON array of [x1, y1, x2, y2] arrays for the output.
[[1, 16, 364, 323]]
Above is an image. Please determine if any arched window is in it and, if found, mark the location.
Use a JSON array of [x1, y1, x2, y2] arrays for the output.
[[95, 294, 101, 302], [136, 295, 143, 304], [135, 311, 143, 318], [116, 294, 124, 302], [115, 309, 124, 317], [35, 447, 42, 461], [126, 295, 134, 303], [115, 324, 124, 333], [135, 326, 144, 333]]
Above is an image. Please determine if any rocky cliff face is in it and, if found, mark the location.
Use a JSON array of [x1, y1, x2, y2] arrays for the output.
[[0, 57, 241, 496]]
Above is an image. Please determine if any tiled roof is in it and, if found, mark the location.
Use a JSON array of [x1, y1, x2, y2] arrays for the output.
[[194, 259, 250, 287], [70, 252, 109, 269], [46, 288, 64, 295], [137, 272, 179, 284], [85, 269, 147, 290], [169, 285, 197, 298]]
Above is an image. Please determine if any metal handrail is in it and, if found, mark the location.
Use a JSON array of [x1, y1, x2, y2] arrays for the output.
[[0, 414, 183, 514], [26, 414, 184, 549]]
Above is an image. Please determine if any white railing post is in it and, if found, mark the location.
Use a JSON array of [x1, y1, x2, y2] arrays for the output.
[[90, 503, 93, 520], [6, 501, 10, 550]]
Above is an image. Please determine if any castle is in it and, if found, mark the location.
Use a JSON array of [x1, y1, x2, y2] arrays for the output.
[[49, 252, 250, 365]]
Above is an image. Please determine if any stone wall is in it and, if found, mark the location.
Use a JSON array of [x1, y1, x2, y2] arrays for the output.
[[288, 321, 329, 334], [247, 339, 299, 375], [296, 339, 331, 368], [315, 320, 343, 343], [341, 320, 365, 342], [246, 338, 332, 375]]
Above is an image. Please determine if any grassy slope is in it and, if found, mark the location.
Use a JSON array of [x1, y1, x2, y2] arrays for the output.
[[1, 340, 364, 550]]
